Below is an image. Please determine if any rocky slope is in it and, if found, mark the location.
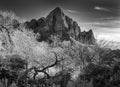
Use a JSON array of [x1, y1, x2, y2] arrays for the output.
[[25, 7, 96, 44]]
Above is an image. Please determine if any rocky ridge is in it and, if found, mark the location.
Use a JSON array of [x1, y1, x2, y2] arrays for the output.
[[26, 7, 96, 44]]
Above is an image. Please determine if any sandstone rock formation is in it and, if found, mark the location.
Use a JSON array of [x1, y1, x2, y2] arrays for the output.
[[26, 7, 96, 44]]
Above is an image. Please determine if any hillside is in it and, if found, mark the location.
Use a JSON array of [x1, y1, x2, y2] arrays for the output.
[[0, 8, 120, 87]]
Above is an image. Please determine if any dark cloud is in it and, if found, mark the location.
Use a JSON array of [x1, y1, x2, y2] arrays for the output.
[[0, 0, 119, 19]]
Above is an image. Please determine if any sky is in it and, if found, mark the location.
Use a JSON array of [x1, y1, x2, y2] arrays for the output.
[[0, 0, 120, 41]]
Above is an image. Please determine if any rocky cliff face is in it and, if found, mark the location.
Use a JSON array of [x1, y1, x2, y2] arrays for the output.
[[78, 29, 96, 44], [26, 7, 96, 44]]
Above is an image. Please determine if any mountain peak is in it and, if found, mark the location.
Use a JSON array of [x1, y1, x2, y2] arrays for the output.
[[53, 7, 62, 12], [26, 7, 96, 44], [88, 29, 93, 34], [47, 7, 64, 18]]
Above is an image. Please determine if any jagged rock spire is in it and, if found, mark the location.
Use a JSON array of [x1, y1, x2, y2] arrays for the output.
[[25, 7, 96, 44]]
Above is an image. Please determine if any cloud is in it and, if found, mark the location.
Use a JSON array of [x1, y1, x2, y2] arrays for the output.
[[93, 20, 120, 28], [68, 10, 76, 13], [67, 9, 80, 14], [81, 16, 120, 29], [96, 32, 120, 42], [94, 6, 110, 12], [80, 17, 120, 41]]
